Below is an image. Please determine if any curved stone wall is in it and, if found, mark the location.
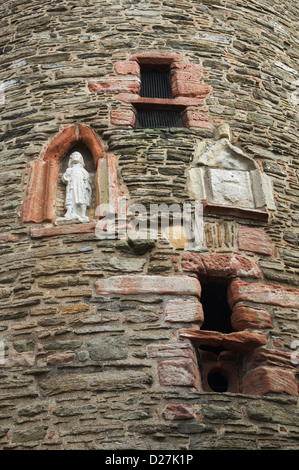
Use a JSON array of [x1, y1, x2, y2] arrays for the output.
[[0, 0, 298, 450]]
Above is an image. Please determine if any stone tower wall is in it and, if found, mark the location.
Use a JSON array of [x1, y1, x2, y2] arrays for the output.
[[0, 0, 298, 450]]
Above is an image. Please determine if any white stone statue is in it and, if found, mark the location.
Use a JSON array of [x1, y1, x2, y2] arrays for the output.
[[57, 151, 91, 223]]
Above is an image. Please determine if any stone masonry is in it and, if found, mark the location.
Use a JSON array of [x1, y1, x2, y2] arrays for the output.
[[0, 0, 298, 450]]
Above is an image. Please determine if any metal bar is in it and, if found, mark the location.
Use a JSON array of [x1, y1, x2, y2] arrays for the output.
[[140, 70, 173, 99]]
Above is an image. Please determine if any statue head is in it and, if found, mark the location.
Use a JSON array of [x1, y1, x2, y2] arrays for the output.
[[69, 151, 85, 167]]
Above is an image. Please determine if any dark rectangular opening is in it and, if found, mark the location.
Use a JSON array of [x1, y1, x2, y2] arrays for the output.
[[134, 106, 186, 129], [140, 68, 173, 99], [200, 281, 233, 334], [198, 281, 233, 356]]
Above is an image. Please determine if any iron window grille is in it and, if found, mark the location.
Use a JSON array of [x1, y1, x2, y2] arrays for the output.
[[140, 69, 173, 99], [135, 106, 186, 129], [134, 65, 186, 129]]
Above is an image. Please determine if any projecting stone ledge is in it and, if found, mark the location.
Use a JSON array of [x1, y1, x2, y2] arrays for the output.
[[178, 328, 268, 353], [30, 221, 97, 238], [94, 275, 201, 297]]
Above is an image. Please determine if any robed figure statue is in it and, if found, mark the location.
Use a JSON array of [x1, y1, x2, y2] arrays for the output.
[[57, 151, 91, 223]]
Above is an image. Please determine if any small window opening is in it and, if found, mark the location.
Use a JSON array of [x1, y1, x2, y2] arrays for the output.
[[207, 370, 228, 393], [140, 66, 173, 99], [199, 281, 233, 355], [134, 106, 186, 129], [200, 281, 233, 334], [135, 63, 186, 129]]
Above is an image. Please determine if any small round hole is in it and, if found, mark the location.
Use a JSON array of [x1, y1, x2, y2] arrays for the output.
[[207, 370, 228, 393]]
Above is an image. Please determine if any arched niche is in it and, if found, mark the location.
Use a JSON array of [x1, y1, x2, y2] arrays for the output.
[[23, 125, 117, 225]]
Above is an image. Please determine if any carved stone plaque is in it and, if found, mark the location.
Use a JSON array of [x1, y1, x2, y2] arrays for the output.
[[206, 168, 255, 208]]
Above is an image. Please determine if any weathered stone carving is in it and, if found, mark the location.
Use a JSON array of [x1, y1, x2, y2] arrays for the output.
[[56, 151, 91, 224], [188, 126, 276, 220]]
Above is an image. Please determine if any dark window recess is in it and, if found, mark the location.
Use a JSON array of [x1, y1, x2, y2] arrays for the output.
[[135, 108, 186, 128], [199, 281, 233, 355], [207, 370, 229, 393], [140, 69, 173, 99], [200, 282, 233, 334]]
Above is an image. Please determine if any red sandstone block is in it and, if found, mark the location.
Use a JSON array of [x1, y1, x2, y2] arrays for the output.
[[171, 70, 200, 82], [178, 329, 223, 347], [164, 298, 204, 325], [116, 93, 205, 108], [78, 125, 104, 164], [222, 330, 268, 353], [183, 111, 212, 129], [157, 359, 202, 390], [94, 275, 201, 297], [238, 226, 272, 256], [114, 61, 140, 76], [228, 280, 299, 309], [231, 304, 273, 331], [130, 51, 184, 65], [148, 342, 197, 361], [47, 352, 76, 365], [110, 109, 136, 126], [88, 79, 140, 94], [162, 403, 195, 421], [172, 82, 210, 98], [179, 328, 267, 353], [0, 233, 21, 244], [245, 348, 295, 371], [173, 96, 205, 106], [181, 253, 262, 279], [243, 367, 298, 396], [23, 160, 47, 223], [106, 153, 119, 215], [30, 221, 96, 239], [171, 62, 202, 76], [114, 92, 138, 103], [42, 125, 77, 162], [23, 159, 59, 224]]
